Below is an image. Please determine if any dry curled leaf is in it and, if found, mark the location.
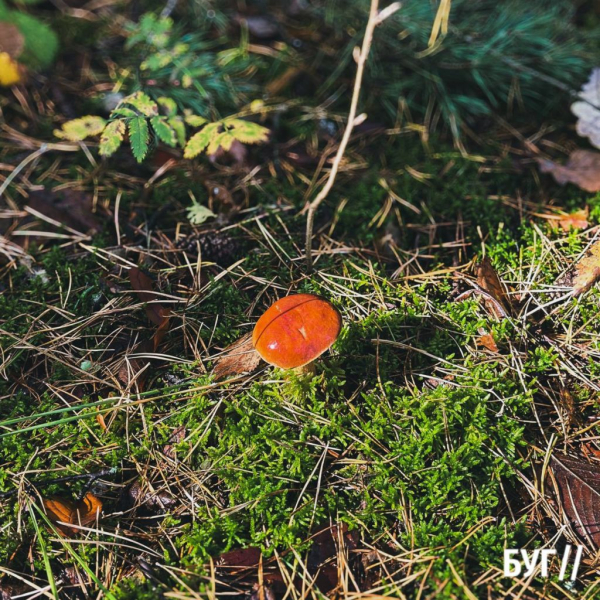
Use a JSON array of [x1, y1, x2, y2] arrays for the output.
[[476, 330, 499, 353], [215, 523, 359, 595], [0, 581, 29, 600], [556, 239, 600, 297], [571, 68, 600, 149], [217, 547, 262, 571], [537, 150, 600, 193], [213, 334, 262, 380], [558, 207, 589, 232], [476, 257, 509, 318], [204, 180, 239, 216], [550, 453, 600, 547], [124, 479, 176, 512], [128, 267, 171, 350], [0, 23, 24, 58], [163, 425, 186, 459], [43, 492, 102, 537]]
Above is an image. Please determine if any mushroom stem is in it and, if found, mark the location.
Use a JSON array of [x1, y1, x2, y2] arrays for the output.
[[292, 362, 317, 378]]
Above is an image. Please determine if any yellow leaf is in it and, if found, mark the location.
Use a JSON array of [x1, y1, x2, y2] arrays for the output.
[[0, 52, 21, 87], [54, 116, 107, 142]]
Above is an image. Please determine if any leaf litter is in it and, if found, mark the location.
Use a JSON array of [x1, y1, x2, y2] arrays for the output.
[[556, 238, 600, 296], [550, 454, 600, 548], [42, 492, 102, 537]]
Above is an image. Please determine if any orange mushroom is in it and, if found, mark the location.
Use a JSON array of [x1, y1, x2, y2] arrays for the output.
[[252, 294, 341, 369]]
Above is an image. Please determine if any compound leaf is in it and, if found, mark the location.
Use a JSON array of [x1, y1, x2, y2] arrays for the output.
[[121, 91, 158, 117], [225, 118, 270, 145], [183, 122, 220, 158]]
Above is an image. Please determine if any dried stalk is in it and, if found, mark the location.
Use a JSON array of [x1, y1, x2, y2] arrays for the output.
[[304, 1, 401, 271]]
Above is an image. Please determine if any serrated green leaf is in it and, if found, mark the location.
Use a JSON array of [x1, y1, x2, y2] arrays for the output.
[[111, 107, 137, 119], [207, 130, 235, 155], [226, 118, 270, 145], [128, 116, 149, 162], [168, 116, 186, 148], [186, 201, 215, 225], [151, 116, 176, 147], [184, 114, 208, 127], [99, 119, 125, 156], [121, 91, 158, 117], [183, 122, 220, 159], [141, 50, 173, 71], [157, 97, 177, 116], [54, 116, 106, 141]]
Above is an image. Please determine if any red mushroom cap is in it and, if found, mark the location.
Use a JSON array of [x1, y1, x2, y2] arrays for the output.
[[252, 294, 342, 369]]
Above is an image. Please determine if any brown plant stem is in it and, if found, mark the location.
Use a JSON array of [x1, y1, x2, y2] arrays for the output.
[[304, 0, 401, 272]]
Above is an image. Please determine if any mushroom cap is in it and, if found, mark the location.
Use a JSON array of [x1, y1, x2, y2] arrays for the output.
[[252, 294, 342, 369]]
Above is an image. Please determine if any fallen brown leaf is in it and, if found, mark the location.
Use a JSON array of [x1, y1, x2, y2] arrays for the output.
[[128, 267, 171, 350], [27, 188, 103, 236], [476, 330, 498, 353], [559, 208, 589, 232], [556, 239, 600, 296], [538, 150, 600, 193], [204, 180, 239, 216], [163, 425, 186, 459], [217, 547, 262, 571], [213, 334, 262, 380], [0, 23, 24, 58], [43, 492, 102, 537], [543, 207, 590, 232], [476, 257, 509, 318], [307, 523, 359, 593], [214, 523, 359, 595], [124, 479, 176, 513], [550, 453, 600, 547], [0, 581, 29, 600]]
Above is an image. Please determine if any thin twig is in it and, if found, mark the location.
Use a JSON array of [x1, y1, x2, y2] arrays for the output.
[[0, 468, 117, 499], [304, 1, 401, 271]]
